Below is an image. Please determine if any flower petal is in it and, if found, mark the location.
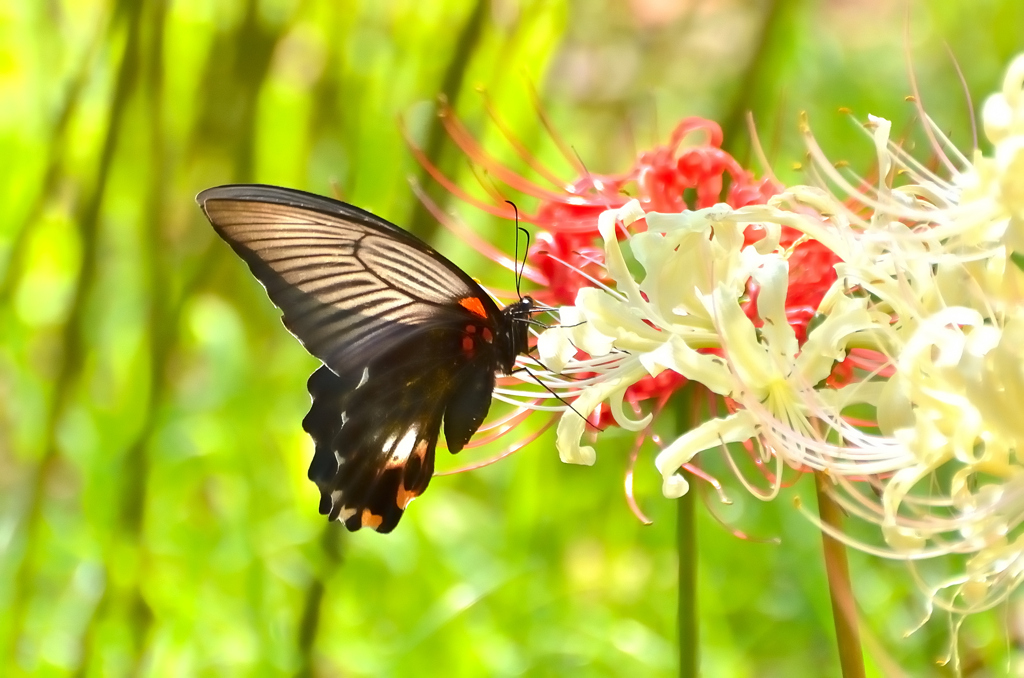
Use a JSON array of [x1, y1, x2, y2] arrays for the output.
[[654, 410, 757, 498]]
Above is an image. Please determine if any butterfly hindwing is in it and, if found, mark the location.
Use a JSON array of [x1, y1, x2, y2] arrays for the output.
[[302, 330, 491, 532], [443, 364, 497, 454]]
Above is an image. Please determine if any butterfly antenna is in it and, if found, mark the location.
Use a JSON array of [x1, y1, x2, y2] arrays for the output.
[[510, 364, 603, 433], [519, 349, 589, 384], [505, 199, 528, 300], [516, 340, 606, 428], [521, 229, 531, 294]]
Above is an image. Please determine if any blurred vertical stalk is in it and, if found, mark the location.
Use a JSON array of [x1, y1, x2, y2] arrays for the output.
[[0, 16, 104, 305], [669, 387, 701, 678], [5, 1, 143, 668], [677, 483, 698, 678], [74, 0, 170, 667], [815, 472, 866, 678], [117, 0, 171, 668], [295, 526, 343, 677], [719, 0, 795, 163], [406, 0, 488, 241], [75, 0, 288, 671]]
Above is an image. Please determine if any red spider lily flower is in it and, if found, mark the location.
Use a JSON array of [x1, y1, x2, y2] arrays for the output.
[[412, 107, 842, 522]]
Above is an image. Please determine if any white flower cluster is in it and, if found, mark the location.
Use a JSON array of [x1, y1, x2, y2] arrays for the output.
[[536, 54, 1024, 618]]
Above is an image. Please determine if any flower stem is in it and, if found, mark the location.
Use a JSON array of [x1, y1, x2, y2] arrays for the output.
[[677, 485, 698, 678], [815, 472, 866, 678]]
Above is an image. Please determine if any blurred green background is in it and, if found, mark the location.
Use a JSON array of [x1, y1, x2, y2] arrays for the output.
[[2, 0, 1023, 675]]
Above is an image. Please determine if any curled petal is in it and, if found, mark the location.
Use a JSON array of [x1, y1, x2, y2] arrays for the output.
[[654, 410, 758, 498], [555, 361, 648, 465], [796, 295, 875, 385]]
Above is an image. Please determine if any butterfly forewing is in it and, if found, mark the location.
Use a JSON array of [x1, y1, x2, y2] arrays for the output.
[[198, 184, 527, 533], [198, 185, 500, 375]]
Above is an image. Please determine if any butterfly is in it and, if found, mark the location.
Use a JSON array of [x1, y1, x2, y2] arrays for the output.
[[197, 184, 540, 533]]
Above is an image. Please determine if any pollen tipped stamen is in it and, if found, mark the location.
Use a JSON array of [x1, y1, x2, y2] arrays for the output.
[[478, 91, 568, 188], [624, 432, 654, 525], [541, 252, 623, 301], [437, 101, 598, 204]]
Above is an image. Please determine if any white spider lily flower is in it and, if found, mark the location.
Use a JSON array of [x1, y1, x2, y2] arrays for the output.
[[539, 197, 910, 496], [536, 53, 1024, 621]]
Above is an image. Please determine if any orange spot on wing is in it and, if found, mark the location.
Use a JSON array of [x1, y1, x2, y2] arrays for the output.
[[361, 510, 383, 530], [481, 327, 493, 343], [396, 484, 420, 510], [413, 440, 428, 460], [462, 336, 474, 352], [459, 296, 487, 318]]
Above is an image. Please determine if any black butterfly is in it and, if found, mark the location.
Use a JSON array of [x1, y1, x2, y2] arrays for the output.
[[197, 184, 538, 533]]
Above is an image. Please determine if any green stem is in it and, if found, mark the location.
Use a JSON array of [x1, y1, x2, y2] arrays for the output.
[[719, 0, 793, 160], [295, 526, 343, 678], [815, 472, 866, 678], [0, 18, 102, 305], [677, 484, 698, 678]]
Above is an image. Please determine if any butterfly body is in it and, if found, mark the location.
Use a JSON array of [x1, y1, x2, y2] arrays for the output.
[[198, 184, 535, 533]]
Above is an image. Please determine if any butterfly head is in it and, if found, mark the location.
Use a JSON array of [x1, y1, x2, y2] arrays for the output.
[[497, 295, 544, 374]]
